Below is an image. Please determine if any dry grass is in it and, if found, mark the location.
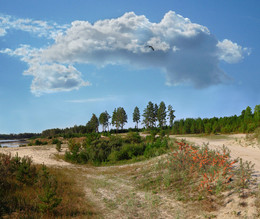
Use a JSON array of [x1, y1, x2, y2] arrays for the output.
[[47, 166, 98, 218]]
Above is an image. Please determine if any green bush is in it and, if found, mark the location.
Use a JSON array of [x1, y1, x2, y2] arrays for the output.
[[35, 139, 48, 145], [52, 138, 61, 145], [65, 133, 170, 165], [124, 132, 142, 144], [144, 138, 168, 158], [38, 165, 62, 213], [56, 142, 61, 152], [0, 153, 62, 217]]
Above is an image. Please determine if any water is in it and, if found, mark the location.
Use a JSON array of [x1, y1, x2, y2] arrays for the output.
[[0, 140, 28, 148]]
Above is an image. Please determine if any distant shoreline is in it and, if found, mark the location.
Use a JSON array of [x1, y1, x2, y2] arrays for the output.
[[0, 139, 27, 143], [0, 139, 28, 147]]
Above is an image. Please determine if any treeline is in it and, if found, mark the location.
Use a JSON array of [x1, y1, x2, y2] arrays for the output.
[[41, 103, 259, 138], [41, 101, 175, 138], [0, 133, 40, 140], [172, 105, 260, 134]]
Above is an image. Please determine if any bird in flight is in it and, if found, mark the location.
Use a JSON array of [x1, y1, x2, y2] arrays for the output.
[[146, 45, 155, 51]]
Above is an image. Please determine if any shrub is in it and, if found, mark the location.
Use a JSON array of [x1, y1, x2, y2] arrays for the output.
[[52, 138, 61, 145], [65, 133, 171, 165], [155, 141, 255, 200], [124, 132, 142, 144], [56, 142, 61, 152], [0, 153, 62, 217], [38, 165, 62, 213], [254, 127, 260, 144], [65, 140, 82, 163], [144, 138, 168, 158], [35, 139, 48, 145]]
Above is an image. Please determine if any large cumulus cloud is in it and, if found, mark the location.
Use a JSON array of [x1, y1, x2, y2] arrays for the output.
[[0, 11, 250, 95]]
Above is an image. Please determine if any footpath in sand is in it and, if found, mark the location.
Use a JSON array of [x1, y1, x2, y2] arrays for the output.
[[0, 134, 260, 218]]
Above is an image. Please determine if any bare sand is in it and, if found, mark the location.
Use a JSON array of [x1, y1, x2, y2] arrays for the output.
[[0, 144, 70, 166]]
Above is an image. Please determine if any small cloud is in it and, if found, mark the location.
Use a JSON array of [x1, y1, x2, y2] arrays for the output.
[[66, 96, 116, 103], [0, 14, 68, 39], [24, 63, 91, 96], [217, 39, 250, 63], [0, 27, 6, 36]]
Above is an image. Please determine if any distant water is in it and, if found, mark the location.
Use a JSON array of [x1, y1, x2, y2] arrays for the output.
[[0, 140, 28, 148]]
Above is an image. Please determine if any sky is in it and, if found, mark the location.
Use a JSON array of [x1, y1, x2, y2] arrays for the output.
[[0, 0, 259, 134]]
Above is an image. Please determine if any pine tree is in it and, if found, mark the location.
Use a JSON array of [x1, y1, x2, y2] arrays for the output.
[[167, 105, 175, 128], [86, 114, 99, 132], [112, 107, 127, 130], [133, 106, 140, 129], [142, 101, 155, 128], [112, 108, 120, 131], [157, 101, 167, 128], [117, 107, 128, 129], [99, 111, 110, 132]]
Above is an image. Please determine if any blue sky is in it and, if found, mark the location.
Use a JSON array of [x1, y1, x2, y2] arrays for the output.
[[0, 0, 259, 134]]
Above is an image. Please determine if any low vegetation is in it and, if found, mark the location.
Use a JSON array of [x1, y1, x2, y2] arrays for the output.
[[64, 132, 170, 165], [0, 153, 95, 218], [138, 140, 255, 211]]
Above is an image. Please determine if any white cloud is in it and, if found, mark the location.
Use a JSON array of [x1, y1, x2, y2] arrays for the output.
[[0, 11, 250, 94], [0, 14, 67, 39], [66, 96, 116, 103], [24, 63, 90, 96], [217, 39, 250, 63], [0, 45, 90, 96]]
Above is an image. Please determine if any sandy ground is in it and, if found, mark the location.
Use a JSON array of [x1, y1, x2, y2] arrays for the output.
[[0, 134, 259, 218], [0, 144, 70, 166]]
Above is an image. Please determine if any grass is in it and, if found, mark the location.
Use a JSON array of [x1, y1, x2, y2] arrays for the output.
[[47, 167, 98, 218]]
